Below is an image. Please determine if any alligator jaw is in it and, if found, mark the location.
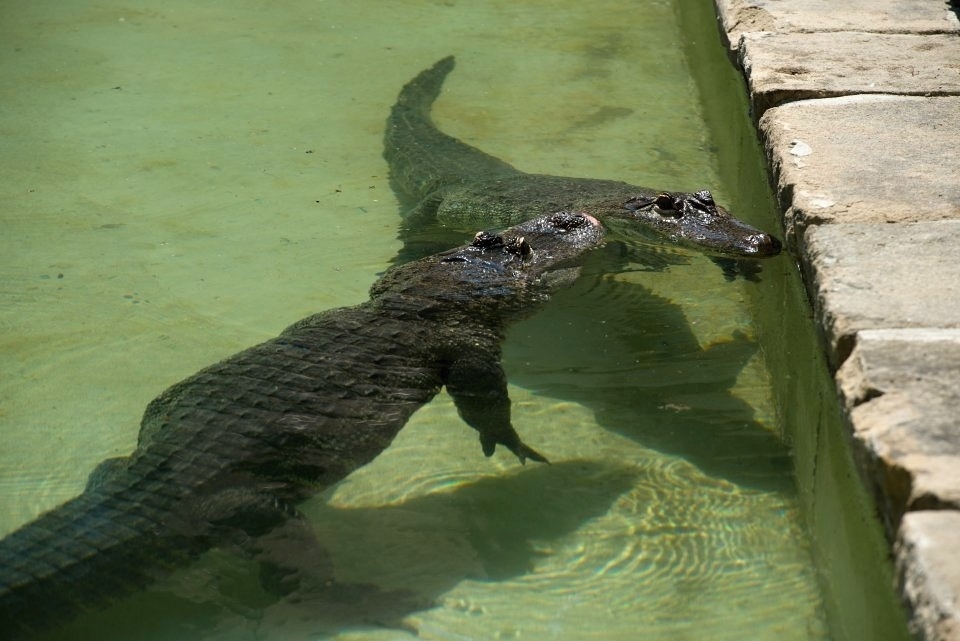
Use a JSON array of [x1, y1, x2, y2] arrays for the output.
[[679, 217, 783, 258], [619, 189, 783, 259]]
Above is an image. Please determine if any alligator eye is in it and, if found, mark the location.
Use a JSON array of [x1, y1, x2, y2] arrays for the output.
[[472, 230, 503, 249], [654, 193, 674, 210], [654, 193, 683, 218], [506, 236, 531, 258], [694, 190, 714, 206]]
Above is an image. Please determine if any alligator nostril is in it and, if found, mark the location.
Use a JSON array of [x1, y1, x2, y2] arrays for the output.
[[749, 233, 782, 255]]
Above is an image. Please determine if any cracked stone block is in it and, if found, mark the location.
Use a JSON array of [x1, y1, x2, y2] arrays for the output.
[[896, 511, 960, 641], [739, 32, 960, 115], [759, 95, 960, 244], [803, 223, 960, 368], [713, 0, 960, 52], [836, 329, 960, 536]]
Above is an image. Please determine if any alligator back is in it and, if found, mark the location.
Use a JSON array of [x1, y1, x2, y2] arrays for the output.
[[0, 305, 442, 638], [0, 212, 604, 638]]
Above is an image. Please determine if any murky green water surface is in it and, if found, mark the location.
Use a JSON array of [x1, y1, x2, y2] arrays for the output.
[[0, 1, 832, 639]]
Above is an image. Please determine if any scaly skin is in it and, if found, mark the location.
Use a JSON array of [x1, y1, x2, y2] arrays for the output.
[[384, 56, 782, 264], [0, 212, 604, 639]]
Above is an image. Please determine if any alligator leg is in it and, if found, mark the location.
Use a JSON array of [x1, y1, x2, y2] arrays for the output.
[[444, 346, 548, 464]]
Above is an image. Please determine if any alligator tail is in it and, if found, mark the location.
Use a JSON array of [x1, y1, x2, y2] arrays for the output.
[[393, 55, 456, 117], [384, 56, 518, 207], [0, 489, 199, 639]]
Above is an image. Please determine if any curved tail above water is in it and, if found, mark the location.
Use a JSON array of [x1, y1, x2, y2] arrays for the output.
[[384, 56, 518, 207]]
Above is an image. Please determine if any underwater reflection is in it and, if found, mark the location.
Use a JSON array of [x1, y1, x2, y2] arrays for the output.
[[35, 461, 636, 641], [504, 245, 793, 493]]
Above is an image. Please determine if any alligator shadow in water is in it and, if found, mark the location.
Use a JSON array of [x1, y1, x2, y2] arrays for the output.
[[34, 461, 636, 641], [503, 251, 793, 493]]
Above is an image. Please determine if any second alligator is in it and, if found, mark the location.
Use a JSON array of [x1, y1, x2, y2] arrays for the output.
[[384, 56, 782, 265]]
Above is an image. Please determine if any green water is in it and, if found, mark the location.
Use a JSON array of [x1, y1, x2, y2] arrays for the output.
[[0, 1, 905, 640]]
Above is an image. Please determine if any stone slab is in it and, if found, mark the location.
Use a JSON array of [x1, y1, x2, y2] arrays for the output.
[[740, 32, 960, 115], [801, 221, 960, 367], [759, 95, 960, 244], [837, 329, 960, 532], [714, 0, 960, 52], [896, 511, 960, 641]]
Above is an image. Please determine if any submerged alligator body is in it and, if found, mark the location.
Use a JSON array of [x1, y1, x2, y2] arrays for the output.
[[0, 212, 604, 638], [384, 56, 782, 268]]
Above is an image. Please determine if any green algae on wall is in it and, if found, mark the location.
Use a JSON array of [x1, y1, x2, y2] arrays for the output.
[[673, 0, 912, 639]]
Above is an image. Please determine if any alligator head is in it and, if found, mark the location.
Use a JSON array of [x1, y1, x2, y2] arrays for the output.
[[434, 211, 605, 292], [613, 189, 782, 259], [373, 211, 605, 313]]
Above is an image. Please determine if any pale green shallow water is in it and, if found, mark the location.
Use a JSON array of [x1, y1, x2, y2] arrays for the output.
[[0, 1, 831, 639]]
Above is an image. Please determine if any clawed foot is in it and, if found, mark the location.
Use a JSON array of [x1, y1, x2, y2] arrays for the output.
[[511, 441, 549, 464], [480, 431, 549, 464]]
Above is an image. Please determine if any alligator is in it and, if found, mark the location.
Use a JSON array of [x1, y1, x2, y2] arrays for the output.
[[0, 212, 605, 639], [384, 56, 782, 273]]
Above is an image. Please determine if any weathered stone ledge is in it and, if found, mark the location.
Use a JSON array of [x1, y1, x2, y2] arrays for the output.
[[759, 95, 960, 246], [712, 0, 960, 639], [742, 33, 960, 117], [716, 0, 960, 53]]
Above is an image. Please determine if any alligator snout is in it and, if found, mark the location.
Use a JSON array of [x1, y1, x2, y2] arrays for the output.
[[745, 232, 782, 257], [614, 191, 784, 259]]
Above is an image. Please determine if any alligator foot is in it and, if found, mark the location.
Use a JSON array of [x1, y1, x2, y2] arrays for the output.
[[480, 430, 549, 465]]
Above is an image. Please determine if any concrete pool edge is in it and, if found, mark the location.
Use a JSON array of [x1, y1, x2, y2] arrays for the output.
[[711, 1, 960, 639]]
